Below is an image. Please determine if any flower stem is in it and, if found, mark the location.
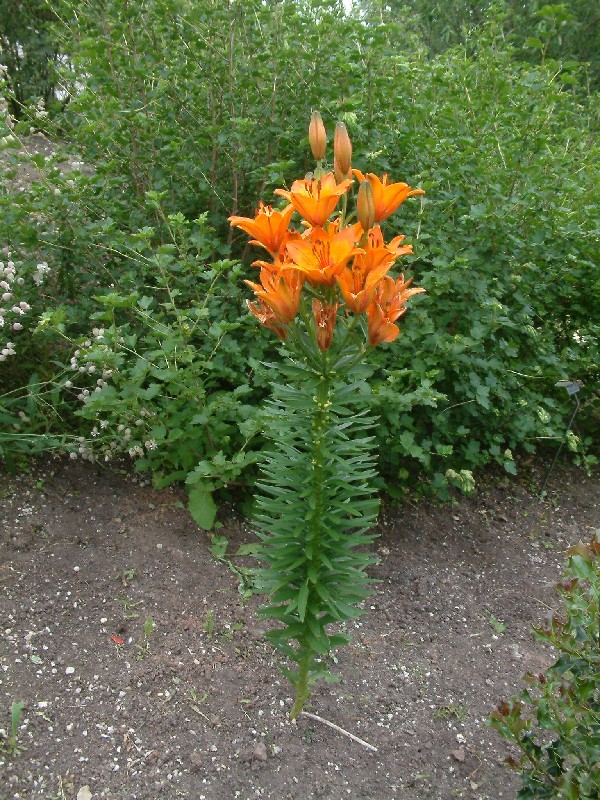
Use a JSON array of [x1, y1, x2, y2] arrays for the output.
[[289, 349, 331, 719], [340, 192, 348, 227], [290, 647, 313, 720]]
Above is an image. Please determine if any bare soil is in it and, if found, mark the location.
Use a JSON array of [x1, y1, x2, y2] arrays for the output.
[[1, 458, 599, 800]]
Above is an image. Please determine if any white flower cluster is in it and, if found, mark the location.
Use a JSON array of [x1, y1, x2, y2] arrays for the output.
[[69, 436, 95, 462], [33, 98, 49, 120], [33, 261, 51, 286], [68, 336, 112, 400], [63, 330, 159, 463], [0, 251, 47, 361]]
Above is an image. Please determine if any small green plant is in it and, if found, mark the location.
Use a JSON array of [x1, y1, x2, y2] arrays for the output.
[[490, 535, 600, 799], [2, 700, 25, 754], [208, 534, 258, 598], [113, 567, 136, 586], [188, 689, 209, 720], [435, 702, 469, 722], [203, 610, 215, 638], [117, 596, 143, 620], [136, 616, 154, 659], [485, 610, 506, 634]]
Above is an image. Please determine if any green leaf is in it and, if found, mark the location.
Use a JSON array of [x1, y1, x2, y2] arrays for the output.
[[92, 292, 138, 308], [188, 486, 217, 531], [297, 581, 309, 622], [209, 535, 228, 559]]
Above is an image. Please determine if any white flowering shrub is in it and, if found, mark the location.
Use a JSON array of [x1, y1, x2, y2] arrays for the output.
[[52, 266, 261, 488], [29, 210, 265, 528], [0, 250, 51, 362]]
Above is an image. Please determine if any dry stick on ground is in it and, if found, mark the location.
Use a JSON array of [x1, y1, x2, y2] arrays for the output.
[[299, 711, 378, 753]]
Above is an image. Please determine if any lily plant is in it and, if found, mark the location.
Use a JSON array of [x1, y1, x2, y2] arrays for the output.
[[229, 112, 425, 719]]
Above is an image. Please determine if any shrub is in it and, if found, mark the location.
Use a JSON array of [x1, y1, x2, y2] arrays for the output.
[[491, 535, 600, 799], [0, 1, 62, 119], [1, 2, 598, 499], [38, 207, 267, 527]]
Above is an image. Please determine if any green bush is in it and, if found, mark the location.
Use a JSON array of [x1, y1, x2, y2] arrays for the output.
[[1, 1, 598, 502], [491, 534, 600, 798], [361, 25, 599, 490], [37, 206, 267, 527], [0, 0, 62, 119]]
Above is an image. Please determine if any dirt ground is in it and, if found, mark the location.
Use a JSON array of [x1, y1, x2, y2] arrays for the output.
[[0, 457, 598, 800]]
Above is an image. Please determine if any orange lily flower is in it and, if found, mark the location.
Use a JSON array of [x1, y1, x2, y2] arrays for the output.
[[246, 299, 288, 340], [250, 229, 302, 273], [336, 261, 391, 314], [366, 275, 425, 346], [284, 223, 363, 286], [312, 299, 338, 351], [352, 170, 425, 222], [358, 225, 414, 271], [336, 226, 414, 313], [274, 173, 352, 227], [245, 266, 303, 324], [229, 202, 295, 256]]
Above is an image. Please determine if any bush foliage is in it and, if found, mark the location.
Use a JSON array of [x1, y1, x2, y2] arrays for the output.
[[0, 0, 598, 508], [491, 535, 600, 798]]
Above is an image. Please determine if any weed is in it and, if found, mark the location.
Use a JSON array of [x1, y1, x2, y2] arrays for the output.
[[189, 689, 209, 720], [541, 540, 555, 550], [485, 610, 506, 634], [135, 616, 154, 659], [435, 702, 469, 722], [1, 700, 25, 754], [114, 567, 136, 586], [208, 535, 258, 598], [221, 621, 245, 640], [117, 596, 143, 619], [204, 610, 215, 638]]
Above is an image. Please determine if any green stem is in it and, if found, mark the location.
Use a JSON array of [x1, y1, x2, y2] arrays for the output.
[[290, 648, 313, 720], [289, 348, 331, 719], [340, 192, 348, 227]]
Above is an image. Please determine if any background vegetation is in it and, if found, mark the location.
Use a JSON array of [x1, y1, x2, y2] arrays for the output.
[[0, 0, 598, 512]]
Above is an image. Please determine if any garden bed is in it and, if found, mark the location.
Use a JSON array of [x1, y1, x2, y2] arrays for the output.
[[1, 458, 598, 800]]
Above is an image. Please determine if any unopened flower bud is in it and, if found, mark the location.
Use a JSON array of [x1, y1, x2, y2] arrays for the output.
[[357, 180, 376, 231], [334, 122, 352, 176], [308, 111, 327, 161], [312, 299, 338, 352], [334, 156, 349, 185]]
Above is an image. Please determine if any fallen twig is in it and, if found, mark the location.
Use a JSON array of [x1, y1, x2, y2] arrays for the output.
[[299, 711, 378, 753]]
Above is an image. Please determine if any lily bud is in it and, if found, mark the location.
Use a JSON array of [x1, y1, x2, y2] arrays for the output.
[[357, 180, 375, 231], [334, 156, 348, 185], [312, 299, 338, 351], [309, 111, 327, 161], [334, 122, 352, 176]]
